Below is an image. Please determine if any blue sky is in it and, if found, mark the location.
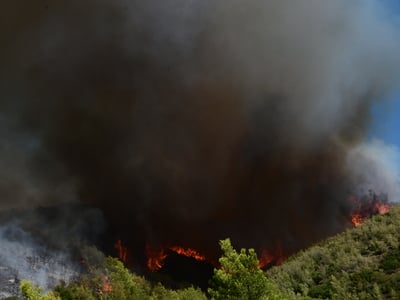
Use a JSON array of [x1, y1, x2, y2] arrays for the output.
[[369, 93, 400, 146], [387, 0, 400, 14], [367, 1, 400, 147]]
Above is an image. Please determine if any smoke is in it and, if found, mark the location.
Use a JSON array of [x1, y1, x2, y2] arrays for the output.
[[0, 223, 77, 289], [0, 0, 400, 263], [0, 205, 105, 291], [348, 139, 400, 201]]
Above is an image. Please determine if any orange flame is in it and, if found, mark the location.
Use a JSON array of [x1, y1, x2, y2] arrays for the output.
[[146, 245, 208, 272], [146, 246, 167, 272], [258, 249, 274, 268], [114, 240, 129, 264], [145, 242, 288, 272], [258, 241, 286, 268], [169, 246, 206, 261], [349, 193, 390, 227], [375, 202, 390, 214], [98, 276, 113, 295], [351, 213, 364, 227]]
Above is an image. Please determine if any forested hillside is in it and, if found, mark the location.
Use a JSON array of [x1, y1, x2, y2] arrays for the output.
[[9, 205, 400, 300], [267, 204, 400, 299]]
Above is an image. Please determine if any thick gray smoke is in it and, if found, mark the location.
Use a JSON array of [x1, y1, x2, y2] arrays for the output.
[[0, 205, 105, 294], [1, 0, 400, 266], [0, 224, 77, 290]]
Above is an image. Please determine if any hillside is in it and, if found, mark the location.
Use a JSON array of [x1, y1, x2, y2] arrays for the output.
[[5, 205, 400, 300], [267, 204, 400, 299]]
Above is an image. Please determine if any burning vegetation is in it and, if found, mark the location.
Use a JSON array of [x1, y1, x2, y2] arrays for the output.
[[349, 191, 391, 227], [146, 246, 168, 272], [1, 0, 400, 295], [145, 245, 206, 272], [258, 242, 286, 269], [114, 240, 129, 265], [15, 205, 400, 299], [115, 189, 392, 275], [98, 276, 113, 296]]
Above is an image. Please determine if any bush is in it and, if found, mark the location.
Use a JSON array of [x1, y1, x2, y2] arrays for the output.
[[20, 280, 60, 300], [380, 249, 400, 274], [307, 282, 332, 299], [208, 238, 285, 300]]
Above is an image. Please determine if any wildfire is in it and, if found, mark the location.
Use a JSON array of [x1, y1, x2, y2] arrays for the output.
[[258, 241, 286, 268], [258, 249, 274, 268], [169, 246, 206, 261], [349, 191, 390, 227], [145, 243, 288, 272], [351, 214, 364, 227], [146, 246, 168, 272], [375, 202, 390, 214], [114, 239, 129, 264], [146, 245, 207, 272], [98, 276, 113, 295]]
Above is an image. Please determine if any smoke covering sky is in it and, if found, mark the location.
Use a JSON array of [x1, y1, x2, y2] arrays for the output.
[[1, 0, 400, 278]]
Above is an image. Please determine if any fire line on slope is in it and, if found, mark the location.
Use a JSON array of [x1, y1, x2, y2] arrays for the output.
[[349, 191, 390, 227]]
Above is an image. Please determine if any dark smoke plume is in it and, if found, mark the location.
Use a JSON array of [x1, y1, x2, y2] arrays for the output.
[[1, 0, 400, 266]]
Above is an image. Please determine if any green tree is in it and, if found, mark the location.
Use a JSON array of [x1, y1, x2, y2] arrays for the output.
[[150, 283, 207, 300], [208, 238, 284, 300], [101, 257, 151, 300], [54, 281, 96, 300], [20, 280, 61, 300]]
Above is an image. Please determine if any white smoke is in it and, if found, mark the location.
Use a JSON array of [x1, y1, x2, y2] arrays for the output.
[[348, 139, 400, 201], [0, 223, 78, 290]]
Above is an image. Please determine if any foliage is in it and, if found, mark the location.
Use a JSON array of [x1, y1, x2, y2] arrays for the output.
[[15, 205, 400, 299], [20, 280, 61, 300], [101, 257, 152, 299], [150, 283, 207, 300], [267, 204, 400, 299], [20, 257, 208, 300], [208, 238, 285, 300], [54, 281, 96, 300], [380, 249, 400, 273]]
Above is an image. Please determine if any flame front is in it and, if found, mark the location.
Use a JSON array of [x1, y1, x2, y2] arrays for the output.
[[258, 241, 286, 268], [146, 245, 207, 272], [351, 213, 364, 227], [98, 276, 113, 295], [375, 202, 390, 214], [114, 239, 129, 264], [145, 243, 289, 272], [146, 246, 168, 272], [349, 191, 390, 227], [169, 246, 206, 261], [258, 249, 274, 268]]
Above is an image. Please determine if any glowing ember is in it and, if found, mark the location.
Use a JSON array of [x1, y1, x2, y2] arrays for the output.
[[114, 239, 129, 264]]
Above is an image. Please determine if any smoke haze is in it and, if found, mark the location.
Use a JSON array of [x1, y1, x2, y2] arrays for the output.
[[1, 0, 400, 264]]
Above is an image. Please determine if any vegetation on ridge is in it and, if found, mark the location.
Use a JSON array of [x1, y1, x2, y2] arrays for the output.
[[12, 205, 400, 300], [267, 204, 400, 299]]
